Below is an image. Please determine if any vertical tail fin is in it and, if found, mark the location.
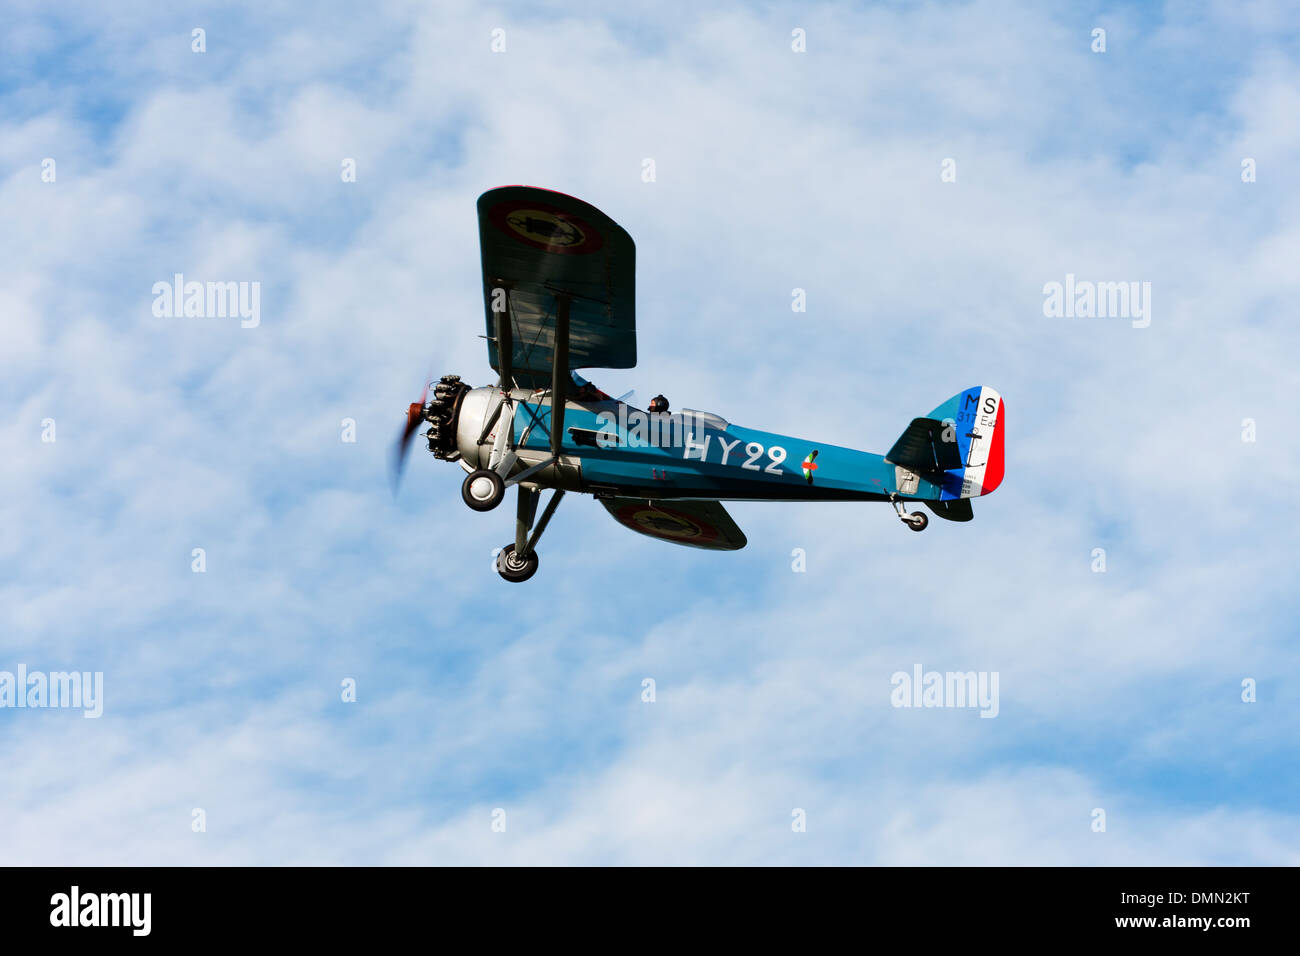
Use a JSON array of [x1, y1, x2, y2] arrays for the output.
[[926, 386, 1004, 498], [885, 386, 1005, 505]]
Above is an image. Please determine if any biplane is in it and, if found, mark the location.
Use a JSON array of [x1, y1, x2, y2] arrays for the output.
[[392, 186, 1005, 581]]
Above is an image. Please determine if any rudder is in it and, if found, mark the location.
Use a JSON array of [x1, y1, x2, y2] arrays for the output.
[[926, 385, 1005, 499]]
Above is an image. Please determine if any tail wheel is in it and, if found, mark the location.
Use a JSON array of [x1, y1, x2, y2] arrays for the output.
[[907, 511, 928, 532], [496, 544, 539, 583], [462, 469, 505, 511]]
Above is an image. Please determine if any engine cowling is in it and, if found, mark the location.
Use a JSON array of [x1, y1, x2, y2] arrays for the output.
[[423, 375, 469, 460]]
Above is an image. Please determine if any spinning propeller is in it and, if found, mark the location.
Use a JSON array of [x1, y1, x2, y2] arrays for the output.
[[389, 377, 431, 495]]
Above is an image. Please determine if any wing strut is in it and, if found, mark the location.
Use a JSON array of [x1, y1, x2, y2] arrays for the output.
[[495, 284, 513, 390], [506, 291, 570, 487], [549, 293, 570, 459]]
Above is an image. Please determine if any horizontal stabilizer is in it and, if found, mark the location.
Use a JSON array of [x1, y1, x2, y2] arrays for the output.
[[886, 418, 963, 472], [925, 498, 973, 522]]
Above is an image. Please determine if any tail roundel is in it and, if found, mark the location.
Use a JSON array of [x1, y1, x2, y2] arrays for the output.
[[926, 385, 1005, 499]]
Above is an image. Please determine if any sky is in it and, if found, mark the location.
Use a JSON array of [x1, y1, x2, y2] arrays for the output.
[[2, 0, 1298, 864]]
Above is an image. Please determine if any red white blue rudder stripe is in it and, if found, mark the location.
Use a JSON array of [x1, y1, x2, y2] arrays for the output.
[[927, 386, 1005, 500]]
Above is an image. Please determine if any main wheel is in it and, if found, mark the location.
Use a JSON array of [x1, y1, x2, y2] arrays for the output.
[[496, 544, 539, 582], [462, 469, 505, 511], [907, 511, 929, 532]]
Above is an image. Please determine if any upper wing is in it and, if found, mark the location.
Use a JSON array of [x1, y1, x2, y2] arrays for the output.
[[599, 498, 747, 551], [478, 186, 636, 387]]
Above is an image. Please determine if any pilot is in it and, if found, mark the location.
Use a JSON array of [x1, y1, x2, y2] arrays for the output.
[[648, 394, 669, 414]]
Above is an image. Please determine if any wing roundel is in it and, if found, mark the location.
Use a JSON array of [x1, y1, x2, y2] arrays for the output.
[[599, 498, 747, 551]]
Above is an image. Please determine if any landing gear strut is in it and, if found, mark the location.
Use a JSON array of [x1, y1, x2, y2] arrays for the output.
[[891, 495, 928, 532], [496, 486, 565, 582]]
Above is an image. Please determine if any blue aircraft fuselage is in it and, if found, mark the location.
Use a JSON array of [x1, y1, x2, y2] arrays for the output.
[[508, 396, 907, 502]]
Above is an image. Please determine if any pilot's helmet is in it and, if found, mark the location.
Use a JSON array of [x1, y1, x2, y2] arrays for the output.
[[649, 394, 669, 414]]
